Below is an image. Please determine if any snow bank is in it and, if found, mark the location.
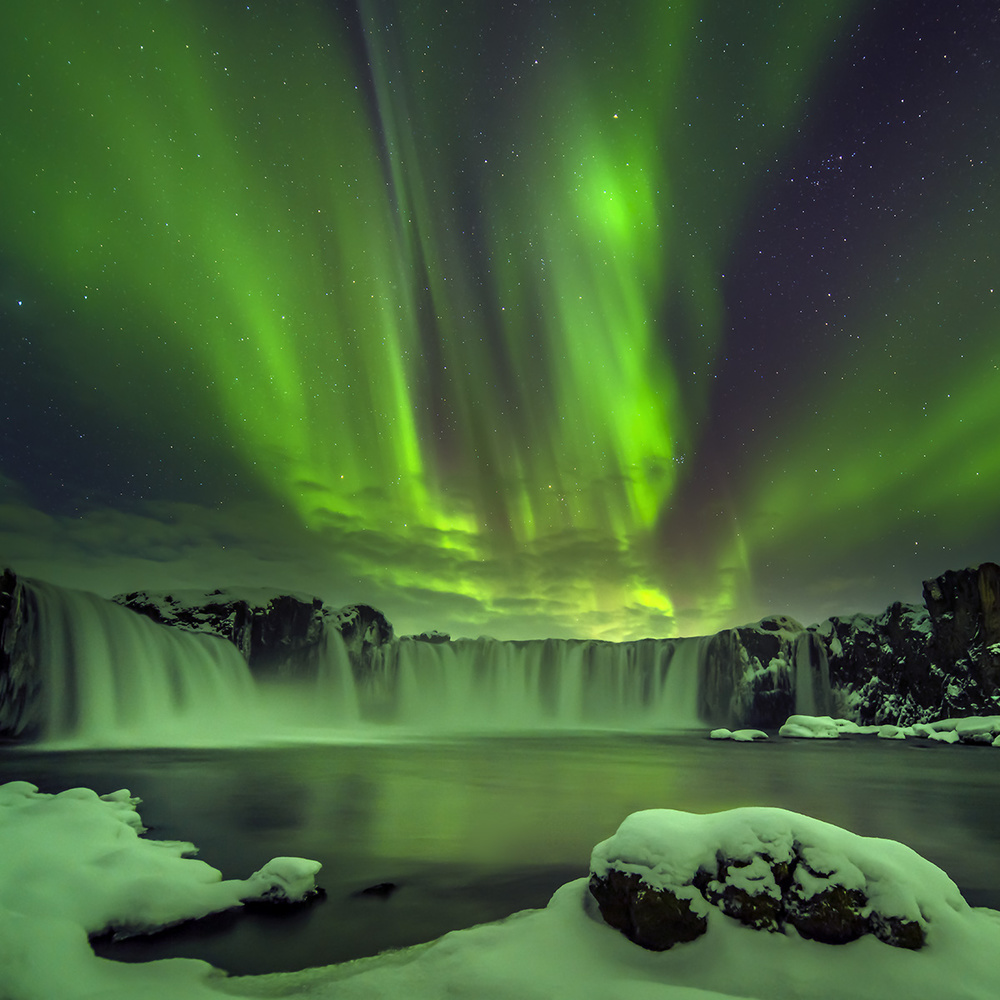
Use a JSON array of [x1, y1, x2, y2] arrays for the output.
[[778, 715, 852, 738], [777, 714, 1000, 745], [0, 781, 319, 1000], [4, 781, 1000, 999], [709, 729, 769, 741]]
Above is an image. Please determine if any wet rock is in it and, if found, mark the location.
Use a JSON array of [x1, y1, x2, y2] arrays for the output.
[[0, 568, 41, 740], [870, 912, 925, 950], [587, 870, 707, 951], [786, 883, 869, 944], [413, 630, 450, 643], [351, 881, 399, 900]]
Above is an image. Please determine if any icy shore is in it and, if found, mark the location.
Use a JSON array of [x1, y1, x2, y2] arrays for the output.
[[4, 780, 1000, 999]]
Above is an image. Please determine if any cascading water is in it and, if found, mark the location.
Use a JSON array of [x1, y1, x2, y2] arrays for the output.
[[793, 631, 833, 717], [22, 579, 261, 746], [359, 635, 706, 733], [3, 577, 753, 746]]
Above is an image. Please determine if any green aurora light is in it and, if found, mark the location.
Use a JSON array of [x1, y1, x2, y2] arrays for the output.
[[6, 0, 996, 638]]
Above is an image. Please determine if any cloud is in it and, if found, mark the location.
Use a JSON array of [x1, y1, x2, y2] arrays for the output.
[[0, 475, 769, 642]]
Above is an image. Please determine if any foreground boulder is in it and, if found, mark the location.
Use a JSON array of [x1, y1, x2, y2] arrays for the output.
[[589, 807, 966, 951]]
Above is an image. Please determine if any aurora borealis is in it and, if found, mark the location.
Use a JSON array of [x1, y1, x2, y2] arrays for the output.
[[2, 0, 998, 639]]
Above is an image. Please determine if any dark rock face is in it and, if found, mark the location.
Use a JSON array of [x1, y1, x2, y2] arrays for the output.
[[113, 589, 328, 677], [0, 569, 41, 740], [114, 590, 257, 658], [331, 604, 394, 661], [924, 562, 1000, 694], [814, 564, 1000, 725], [588, 870, 707, 951], [412, 630, 450, 643], [700, 618, 832, 729], [112, 590, 394, 679]]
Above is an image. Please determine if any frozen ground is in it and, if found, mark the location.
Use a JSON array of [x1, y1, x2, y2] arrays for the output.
[[4, 780, 1000, 999]]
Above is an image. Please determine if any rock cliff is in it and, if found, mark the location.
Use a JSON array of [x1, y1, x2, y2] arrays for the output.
[[812, 563, 1000, 725], [0, 569, 39, 739], [112, 588, 394, 677]]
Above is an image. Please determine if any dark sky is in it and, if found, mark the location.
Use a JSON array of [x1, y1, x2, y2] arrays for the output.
[[1, 0, 998, 639]]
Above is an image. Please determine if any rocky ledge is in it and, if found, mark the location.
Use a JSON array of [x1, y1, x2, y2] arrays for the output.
[[111, 587, 393, 676]]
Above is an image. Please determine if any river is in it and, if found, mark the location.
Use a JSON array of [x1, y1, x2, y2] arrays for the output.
[[2, 733, 998, 975]]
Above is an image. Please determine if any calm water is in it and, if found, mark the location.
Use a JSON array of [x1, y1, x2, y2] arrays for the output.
[[3, 734, 1000, 974]]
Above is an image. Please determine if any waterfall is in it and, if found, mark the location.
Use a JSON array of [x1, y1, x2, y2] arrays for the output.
[[360, 635, 705, 733], [19, 579, 261, 746], [4, 578, 715, 745], [793, 632, 832, 718]]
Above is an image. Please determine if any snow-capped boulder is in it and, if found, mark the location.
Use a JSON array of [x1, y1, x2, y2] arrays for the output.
[[709, 728, 769, 741], [779, 715, 846, 739], [951, 715, 1000, 745], [241, 857, 323, 904], [588, 807, 964, 953]]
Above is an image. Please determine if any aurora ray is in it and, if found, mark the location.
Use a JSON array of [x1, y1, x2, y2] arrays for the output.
[[1, 0, 996, 638]]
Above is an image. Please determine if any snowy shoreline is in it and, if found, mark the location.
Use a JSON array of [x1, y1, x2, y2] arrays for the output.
[[4, 778, 1000, 999], [710, 713, 1000, 745]]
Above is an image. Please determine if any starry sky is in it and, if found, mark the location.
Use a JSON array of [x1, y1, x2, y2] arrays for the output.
[[1, 0, 998, 640]]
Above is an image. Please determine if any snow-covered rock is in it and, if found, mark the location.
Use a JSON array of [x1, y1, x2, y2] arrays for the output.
[[775, 713, 1000, 746], [950, 715, 1000, 744], [709, 728, 769, 741], [588, 807, 966, 952], [876, 724, 907, 740], [241, 857, 323, 904], [778, 715, 845, 739]]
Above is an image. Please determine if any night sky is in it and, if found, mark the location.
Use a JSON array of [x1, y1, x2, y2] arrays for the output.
[[2, 0, 998, 640]]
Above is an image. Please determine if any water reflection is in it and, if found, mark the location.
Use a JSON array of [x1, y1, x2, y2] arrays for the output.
[[2, 735, 999, 974]]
